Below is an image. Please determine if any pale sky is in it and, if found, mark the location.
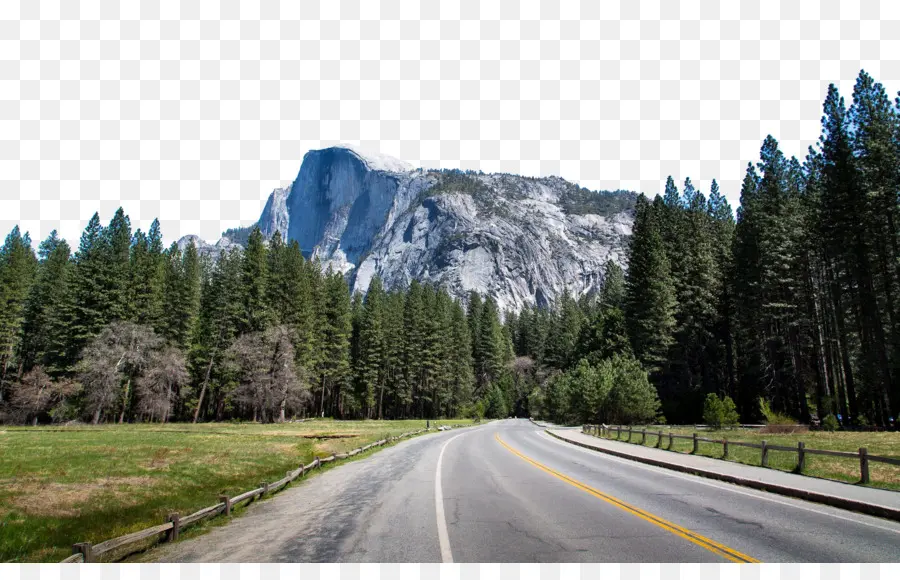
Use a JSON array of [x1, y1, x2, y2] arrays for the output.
[[1, 0, 897, 248]]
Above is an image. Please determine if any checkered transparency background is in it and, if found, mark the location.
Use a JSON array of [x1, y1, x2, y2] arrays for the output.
[[2, 0, 899, 247], [7, 563, 900, 579]]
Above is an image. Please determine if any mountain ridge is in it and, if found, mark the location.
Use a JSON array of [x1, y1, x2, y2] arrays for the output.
[[181, 145, 638, 312]]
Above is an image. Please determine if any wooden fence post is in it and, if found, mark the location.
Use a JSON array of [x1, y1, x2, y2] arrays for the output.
[[616, 426, 621, 440], [260, 482, 269, 497], [627, 428, 632, 442], [219, 495, 231, 516], [761, 441, 769, 467], [797, 442, 805, 473], [859, 448, 870, 483], [299, 464, 305, 477], [656, 431, 663, 448], [723, 439, 728, 458], [640, 429, 646, 445], [692, 433, 698, 454], [72, 542, 93, 563], [166, 513, 180, 542], [668, 432, 673, 450]]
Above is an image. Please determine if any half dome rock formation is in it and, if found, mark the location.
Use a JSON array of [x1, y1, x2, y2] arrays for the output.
[[183, 145, 637, 313]]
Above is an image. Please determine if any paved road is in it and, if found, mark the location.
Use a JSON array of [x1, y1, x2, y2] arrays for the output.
[[152, 419, 900, 563]]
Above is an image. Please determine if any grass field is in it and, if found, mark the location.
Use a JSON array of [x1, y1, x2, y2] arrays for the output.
[[0, 419, 472, 562], [594, 426, 900, 491]]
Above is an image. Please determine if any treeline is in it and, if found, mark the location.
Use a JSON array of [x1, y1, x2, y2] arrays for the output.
[[0, 204, 663, 425], [619, 70, 899, 427], [0, 216, 509, 423]]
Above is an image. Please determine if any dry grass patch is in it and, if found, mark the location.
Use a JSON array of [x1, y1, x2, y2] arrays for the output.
[[7, 477, 157, 518]]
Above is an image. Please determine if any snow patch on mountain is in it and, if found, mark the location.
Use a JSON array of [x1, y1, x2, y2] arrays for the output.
[[332, 143, 414, 174]]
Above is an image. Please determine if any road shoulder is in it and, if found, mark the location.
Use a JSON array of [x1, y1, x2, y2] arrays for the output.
[[546, 428, 900, 523]]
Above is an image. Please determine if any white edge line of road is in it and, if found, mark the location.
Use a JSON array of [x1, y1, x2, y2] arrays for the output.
[[435, 431, 469, 563], [533, 429, 900, 536]]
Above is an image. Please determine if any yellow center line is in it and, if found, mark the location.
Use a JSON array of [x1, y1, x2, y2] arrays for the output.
[[494, 432, 760, 564]]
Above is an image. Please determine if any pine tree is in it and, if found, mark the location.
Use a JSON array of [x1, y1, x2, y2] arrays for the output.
[[624, 196, 677, 375], [0, 226, 37, 399], [349, 290, 364, 416], [398, 281, 424, 415], [293, 253, 324, 396], [706, 179, 738, 396], [70, 213, 108, 358], [675, 177, 720, 408], [850, 70, 900, 419], [265, 232, 290, 323], [18, 232, 72, 374], [358, 276, 386, 418], [448, 299, 475, 415], [476, 296, 505, 390], [660, 176, 688, 296], [102, 208, 133, 322], [423, 287, 455, 417], [381, 289, 407, 417], [159, 240, 201, 350], [239, 227, 272, 335], [320, 269, 352, 417], [466, 291, 483, 373], [129, 223, 165, 328], [546, 290, 583, 369], [819, 84, 880, 424], [599, 260, 625, 310], [190, 246, 244, 422]]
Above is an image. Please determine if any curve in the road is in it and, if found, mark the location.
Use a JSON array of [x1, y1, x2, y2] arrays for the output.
[[493, 432, 759, 563], [149, 419, 900, 563], [533, 429, 900, 537]]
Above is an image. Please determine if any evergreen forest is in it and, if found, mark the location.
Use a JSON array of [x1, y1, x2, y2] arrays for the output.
[[1, 71, 898, 428]]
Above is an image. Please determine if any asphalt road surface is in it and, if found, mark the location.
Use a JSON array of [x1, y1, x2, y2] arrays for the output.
[[153, 419, 900, 563]]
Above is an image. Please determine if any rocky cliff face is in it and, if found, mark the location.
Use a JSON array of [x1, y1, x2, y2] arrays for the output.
[[185, 145, 637, 313]]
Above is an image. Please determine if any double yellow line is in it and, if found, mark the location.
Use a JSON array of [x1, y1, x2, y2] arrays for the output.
[[495, 433, 760, 563]]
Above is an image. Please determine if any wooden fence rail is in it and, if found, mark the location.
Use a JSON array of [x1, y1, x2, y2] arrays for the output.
[[62, 424, 465, 563], [581, 424, 899, 485]]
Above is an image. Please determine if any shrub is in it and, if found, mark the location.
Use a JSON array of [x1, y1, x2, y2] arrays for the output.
[[821, 414, 839, 431], [601, 354, 661, 425], [721, 396, 740, 427], [703, 394, 741, 429], [703, 393, 725, 428], [759, 398, 797, 425], [463, 400, 485, 421]]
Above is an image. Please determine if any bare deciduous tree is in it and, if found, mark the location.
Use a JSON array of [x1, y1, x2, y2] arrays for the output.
[[8, 366, 80, 425], [135, 347, 188, 422], [226, 325, 309, 422], [79, 322, 162, 424]]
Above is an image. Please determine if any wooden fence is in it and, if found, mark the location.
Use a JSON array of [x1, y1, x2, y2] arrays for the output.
[[61, 424, 466, 563], [582, 424, 900, 484]]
